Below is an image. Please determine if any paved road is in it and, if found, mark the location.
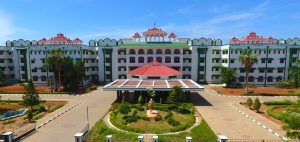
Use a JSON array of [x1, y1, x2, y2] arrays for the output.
[[192, 87, 298, 140], [19, 88, 116, 142]]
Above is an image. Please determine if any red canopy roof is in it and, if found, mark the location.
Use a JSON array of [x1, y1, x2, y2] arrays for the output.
[[168, 32, 177, 38], [229, 32, 277, 44], [142, 27, 167, 37], [132, 32, 141, 38], [39, 33, 83, 44], [128, 61, 182, 77]]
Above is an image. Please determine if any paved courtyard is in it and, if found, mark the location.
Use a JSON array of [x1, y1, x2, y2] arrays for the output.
[[1, 86, 298, 141]]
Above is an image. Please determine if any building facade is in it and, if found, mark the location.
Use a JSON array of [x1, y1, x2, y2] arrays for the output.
[[1, 27, 300, 86]]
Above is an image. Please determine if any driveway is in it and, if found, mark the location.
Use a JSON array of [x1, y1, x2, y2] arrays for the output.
[[21, 88, 116, 142], [192, 88, 297, 140]]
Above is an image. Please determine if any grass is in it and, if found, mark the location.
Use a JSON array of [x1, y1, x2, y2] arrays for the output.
[[85, 120, 138, 142], [110, 103, 195, 133], [85, 119, 216, 142]]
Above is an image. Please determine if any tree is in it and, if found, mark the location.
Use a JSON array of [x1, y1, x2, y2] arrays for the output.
[[288, 59, 300, 88], [167, 86, 184, 111], [22, 81, 40, 111], [146, 88, 155, 103], [0, 70, 6, 83], [246, 97, 253, 109], [253, 98, 261, 112], [27, 110, 33, 122], [220, 66, 236, 87], [119, 103, 131, 116], [138, 95, 143, 105], [239, 50, 258, 93], [47, 48, 64, 91]]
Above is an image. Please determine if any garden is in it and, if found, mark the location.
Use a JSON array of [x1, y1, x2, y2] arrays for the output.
[[241, 98, 300, 139], [85, 86, 217, 142]]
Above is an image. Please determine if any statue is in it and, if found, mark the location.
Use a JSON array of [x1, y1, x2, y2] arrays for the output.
[[147, 98, 158, 118], [148, 98, 155, 112]]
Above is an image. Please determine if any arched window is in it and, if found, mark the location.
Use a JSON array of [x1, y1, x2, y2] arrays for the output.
[[239, 76, 245, 82], [41, 76, 47, 81], [33, 76, 38, 81], [165, 49, 171, 54], [174, 56, 180, 63], [147, 49, 153, 54], [147, 57, 153, 63], [129, 57, 135, 63], [156, 49, 162, 54], [258, 76, 264, 82], [138, 57, 144, 63], [129, 49, 135, 54], [165, 56, 171, 63], [174, 49, 180, 54], [248, 76, 254, 82], [156, 57, 162, 63], [138, 49, 144, 54], [267, 76, 273, 82]]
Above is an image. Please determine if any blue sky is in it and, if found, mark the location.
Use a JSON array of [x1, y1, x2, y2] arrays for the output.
[[0, 0, 300, 45]]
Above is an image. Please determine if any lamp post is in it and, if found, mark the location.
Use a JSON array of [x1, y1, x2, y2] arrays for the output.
[[86, 106, 89, 131]]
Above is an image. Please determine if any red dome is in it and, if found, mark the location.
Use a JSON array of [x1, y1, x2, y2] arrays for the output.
[[132, 32, 141, 38], [39, 33, 83, 44], [128, 61, 182, 77], [168, 32, 177, 38], [142, 27, 167, 37]]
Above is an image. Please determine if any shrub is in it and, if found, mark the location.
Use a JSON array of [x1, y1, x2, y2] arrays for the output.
[[141, 116, 150, 121], [276, 81, 291, 88], [132, 110, 138, 116], [288, 90, 295, 94], [118, 103, 131, 116], [168, 117, 180, 126], [246, 98, 253, 108], [123, 115, 140, 123], [138, 95, 143, 105], [27, 110, 33, 122], [263, 100, 295, 106], [154, 114, 162, 121], [133, 104, 144, 111], [253, 98, 261, 113], [2, 119, 16, 125], [164, 112, 173, 120]]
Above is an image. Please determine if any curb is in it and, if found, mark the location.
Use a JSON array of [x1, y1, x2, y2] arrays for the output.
[[230, 104, 289, 141], [36, 101, 83, 129]]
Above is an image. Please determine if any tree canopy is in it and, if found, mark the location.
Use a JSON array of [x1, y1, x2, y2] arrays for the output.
[[0, 70, 6, 83], [167, 86, 184, 110], [22, 81, 40, 111], [220, 66, 236, 87], [239, 50, 258, 92]]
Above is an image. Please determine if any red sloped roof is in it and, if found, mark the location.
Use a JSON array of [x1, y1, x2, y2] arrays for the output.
[[142, 27, 167, 36], [128, 61, 182, 76], [168, 32, 177, 38], [38, 33, 82, 44]]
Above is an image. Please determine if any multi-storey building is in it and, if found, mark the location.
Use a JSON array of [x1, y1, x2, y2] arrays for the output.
[[1, 26, 300, 86]]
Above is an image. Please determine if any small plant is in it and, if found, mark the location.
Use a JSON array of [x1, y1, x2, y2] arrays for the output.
[[138, 95, 143, 105], [119, 103, 131, 116], [246, 98, 253, 109], [253, 98, 261, 113], [27, 110, 33, 122], [168, 117, 180, 126], [154, 114, 162, 121]]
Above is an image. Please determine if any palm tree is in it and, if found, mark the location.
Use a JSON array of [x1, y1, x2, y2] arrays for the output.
[[49, 48, 64, 91], [239, 50, 258, 93]]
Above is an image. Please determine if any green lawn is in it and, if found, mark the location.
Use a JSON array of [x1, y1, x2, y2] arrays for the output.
[[85, 119, 217, 142], [85, 120, 138, 142]]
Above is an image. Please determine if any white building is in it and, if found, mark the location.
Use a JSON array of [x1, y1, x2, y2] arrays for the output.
[[1, 27, 300, 87]]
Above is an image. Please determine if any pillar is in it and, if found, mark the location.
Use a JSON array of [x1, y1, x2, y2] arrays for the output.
[[74, 133, 84, 142], [153, 135, 158, 142], [2, 132, 14, 142], [106, 135, 112, 142], [138, 136, 143, 142], [186, 136, 192, 142]]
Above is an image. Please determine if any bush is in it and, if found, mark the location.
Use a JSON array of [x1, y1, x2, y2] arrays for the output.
[[168, 117, 180, 126], [2, 119, 16, 125], [132, 110, 138, 116], [246, 98, 253, 108], [276, 81, 291, 88], [123, 115, 140, 123], [132, 104, 144, 111], [154, 114, 162, 121], [164, 112, 173, 120], [118, 103, 131, 116], [253, 98, 261, 112], [263, 100, 296, 106]]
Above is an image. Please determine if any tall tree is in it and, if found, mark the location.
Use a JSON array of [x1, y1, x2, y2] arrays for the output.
[[22, 81, 40, 111], [220, 66, 236, 87], [167, 86, 184, 111], [0, 70, 6, 83], [288, 59, 300, 88], [48, 48, 64, 91], [239, 50, 258, 93]]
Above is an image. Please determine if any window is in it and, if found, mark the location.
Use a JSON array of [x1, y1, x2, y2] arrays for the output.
[[267, 69, 273, 73], [129, 49, 135, 54], [280, 59, 285, 63], [165, 49, 171, 54], [292, 57, 297, 63], [240, 68, 245, 73], [222, 50, 228, 54], [267, 77, 273, 82], [222, 59, 228, 63], [165, 56, 171, 63], [199, 75, 205, 80], [147, 57, 153, 63], [230, 59, 235, 63], [278, 69, 284, 73], [174, 57, 180, 63], [156, 49, 162, 54], [105, 58, 111, 63], [32, 68, 37, 72], [41, 68, 46, 72], [147, 49, 153, 54], [267, 59, 272, 63], [199, 49, 205, 54], [258, 77, 264, 82], [33, 76, 38, 81], [138, 57, 144, 63], [199, 66, 204, 71], [156, 57, 162, 63], [138, 49, 144, 54], [239, 76, 245, 82], [248, 76, 254, 82], [129, 57, 135, 63], [212, 59, 220, 63], [31, 59, 35, 64], [261, 59, 265, 63], [174, 49, 180, 54], [277, 76, 283, 81], [259, 69, 264, 73], [41, 76, 46, 81], [199, 58, 205, 63]]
